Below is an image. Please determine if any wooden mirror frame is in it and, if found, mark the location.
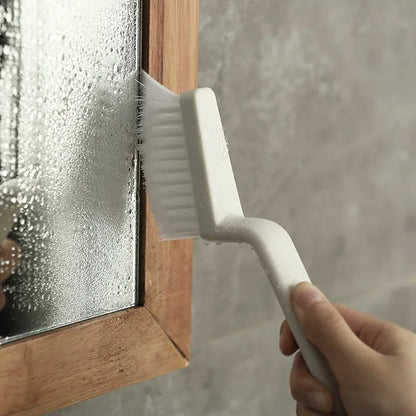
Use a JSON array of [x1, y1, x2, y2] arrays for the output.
[[0, 1, 198, 414]]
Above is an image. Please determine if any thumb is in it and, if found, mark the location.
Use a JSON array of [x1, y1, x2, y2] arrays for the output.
[[291, 282, 372, 375]]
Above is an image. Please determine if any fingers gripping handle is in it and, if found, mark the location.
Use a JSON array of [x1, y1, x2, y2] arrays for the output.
[[219, 216, 347, 416], [285, 313, 347, 415]]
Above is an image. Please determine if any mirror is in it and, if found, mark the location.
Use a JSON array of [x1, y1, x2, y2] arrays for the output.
[[0, 0, 140, 343]]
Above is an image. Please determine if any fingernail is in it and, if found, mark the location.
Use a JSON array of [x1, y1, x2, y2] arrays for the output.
[[307, 390, 332, 413], [292, 282, 323, 310]]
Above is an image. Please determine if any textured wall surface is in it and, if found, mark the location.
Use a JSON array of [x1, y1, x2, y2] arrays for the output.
[[50, 1, 416, 415]]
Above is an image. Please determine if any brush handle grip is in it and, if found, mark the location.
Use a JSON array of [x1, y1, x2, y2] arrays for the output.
[[220, 217, 347, 416]]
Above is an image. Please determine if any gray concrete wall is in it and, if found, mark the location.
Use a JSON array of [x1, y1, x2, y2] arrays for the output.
[[50, 1, 416, 414]]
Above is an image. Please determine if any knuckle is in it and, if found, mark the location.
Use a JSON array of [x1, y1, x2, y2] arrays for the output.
[[384, 323, 403, 341], [290, 377, 302, 402], [296, 403, 322, 416], [290, 355, 307, 403], [306, 302, 345, 337]]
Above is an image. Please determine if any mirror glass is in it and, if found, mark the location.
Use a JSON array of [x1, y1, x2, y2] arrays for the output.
[[0, 0, 140, 343]]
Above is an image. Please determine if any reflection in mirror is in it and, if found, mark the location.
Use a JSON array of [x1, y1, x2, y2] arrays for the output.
[[0, 0, 139, 343]]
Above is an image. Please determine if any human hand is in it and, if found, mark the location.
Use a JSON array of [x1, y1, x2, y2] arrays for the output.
[[280, 282, 416, 415], [0, 239, 21, 310]]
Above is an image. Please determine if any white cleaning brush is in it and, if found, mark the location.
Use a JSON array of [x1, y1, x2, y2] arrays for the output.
[[139, 70, 347, 416]]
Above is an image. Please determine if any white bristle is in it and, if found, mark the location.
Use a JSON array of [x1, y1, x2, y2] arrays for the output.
[[138, 71, 199, 240]]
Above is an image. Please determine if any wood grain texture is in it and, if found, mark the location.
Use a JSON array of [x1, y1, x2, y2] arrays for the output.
[[0, 1, 199, 414], [142, 0, 198, 360], [0, 308, 187, 416]]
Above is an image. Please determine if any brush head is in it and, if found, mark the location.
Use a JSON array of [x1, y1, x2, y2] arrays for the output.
[[139, 70, 243, 241], [138, 71, 200, 240]]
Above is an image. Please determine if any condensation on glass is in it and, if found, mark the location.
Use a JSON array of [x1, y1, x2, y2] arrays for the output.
[[0, 0, 139, 343]]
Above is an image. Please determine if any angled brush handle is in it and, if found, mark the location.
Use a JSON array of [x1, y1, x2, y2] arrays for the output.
[[218, 216, 348, 416]]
